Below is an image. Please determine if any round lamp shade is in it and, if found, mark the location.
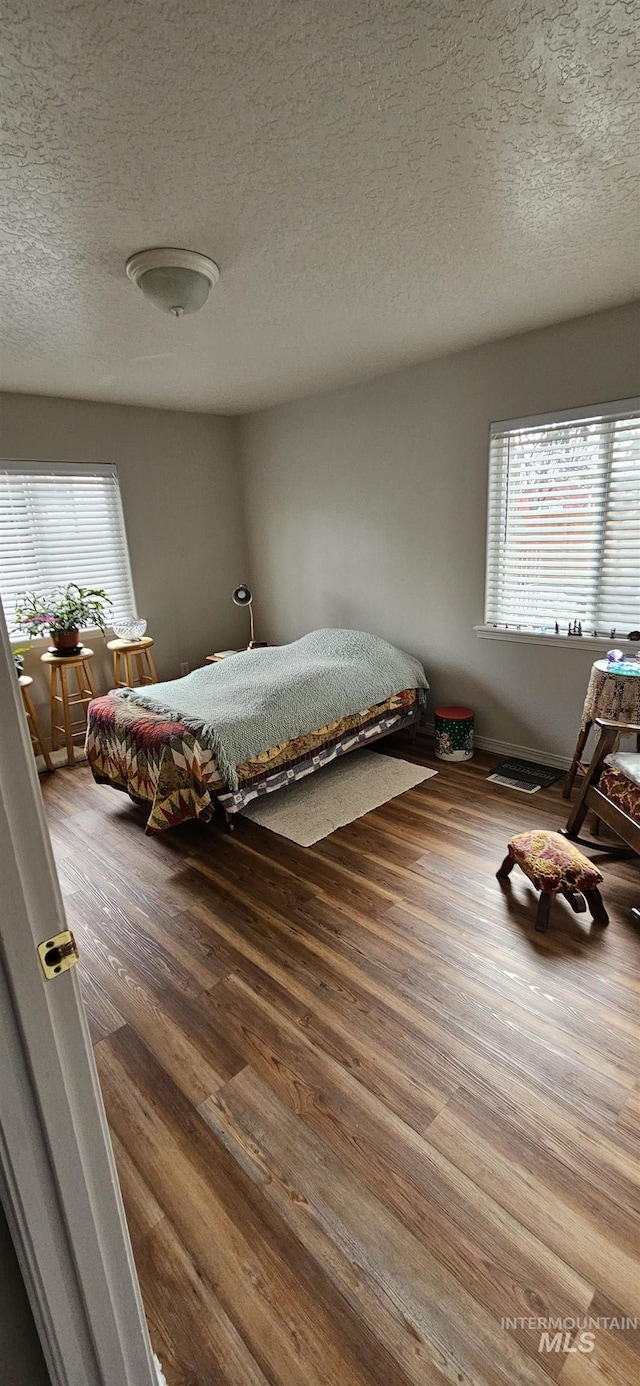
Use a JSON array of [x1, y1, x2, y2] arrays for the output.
[[137, 265, 211, 316], [233, 585, 252, 607], [126, 248, 219, 317]]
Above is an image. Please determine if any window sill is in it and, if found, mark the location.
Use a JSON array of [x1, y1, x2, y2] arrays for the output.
[[474, 626, 637, 654], [11, 629, 107, 651], [11, 632, 105, 645]]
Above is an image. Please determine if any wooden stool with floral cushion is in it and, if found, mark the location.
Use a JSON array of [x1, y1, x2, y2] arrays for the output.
[[497, 830, 608, 934]]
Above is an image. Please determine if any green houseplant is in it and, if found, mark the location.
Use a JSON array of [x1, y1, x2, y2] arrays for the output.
[[13, 646, 28, 677], [14, 584, 112, 652]]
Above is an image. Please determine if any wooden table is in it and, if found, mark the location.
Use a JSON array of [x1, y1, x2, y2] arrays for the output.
[[564, 657, 640, 798], [206, 650, 244, 662], [19, 674, 53, 771], [41, 648, 97, 766]]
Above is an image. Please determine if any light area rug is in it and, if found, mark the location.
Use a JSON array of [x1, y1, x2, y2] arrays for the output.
[[240, 749, 437, 846]]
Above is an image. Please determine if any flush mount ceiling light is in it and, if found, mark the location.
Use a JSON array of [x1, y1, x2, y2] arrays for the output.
[[125, 247, 220, 317]]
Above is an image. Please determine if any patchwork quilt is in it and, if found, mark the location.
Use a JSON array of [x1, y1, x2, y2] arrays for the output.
[[86, 688, 424, 833]]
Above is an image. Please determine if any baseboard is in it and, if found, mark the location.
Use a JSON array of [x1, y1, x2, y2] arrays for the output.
[[473, 734, 572, 771], [36, 747, 87, 771], [418, 721, 572, 771]]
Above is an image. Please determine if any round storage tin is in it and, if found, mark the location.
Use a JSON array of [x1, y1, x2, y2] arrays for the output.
[[434, 705, 474, 761]]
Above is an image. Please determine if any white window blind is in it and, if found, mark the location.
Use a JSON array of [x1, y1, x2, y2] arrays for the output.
[[485, 400, 640, 634], [0, 462, 136, 636]]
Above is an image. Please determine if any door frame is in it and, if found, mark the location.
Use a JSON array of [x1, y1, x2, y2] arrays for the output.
[[0, 599, 158, 1386]]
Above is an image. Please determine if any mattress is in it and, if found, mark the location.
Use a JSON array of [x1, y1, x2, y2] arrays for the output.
[[86, 687, 424, 833]]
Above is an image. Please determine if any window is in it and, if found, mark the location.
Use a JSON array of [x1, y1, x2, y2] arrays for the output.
[[485, 400, 640, 635], [0, 462, 136, 636]]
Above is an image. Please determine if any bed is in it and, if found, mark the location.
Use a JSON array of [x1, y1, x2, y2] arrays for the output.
[[86, 630, 427, 833]]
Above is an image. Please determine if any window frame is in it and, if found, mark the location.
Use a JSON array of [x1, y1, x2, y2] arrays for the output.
[[0, 459, 137, 643], [477, 396, 640, 650]]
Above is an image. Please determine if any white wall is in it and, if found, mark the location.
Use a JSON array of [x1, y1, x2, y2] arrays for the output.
[[2, 304, 638, 763], [238, 302, 640, 762], [0, 393, 247, 723]]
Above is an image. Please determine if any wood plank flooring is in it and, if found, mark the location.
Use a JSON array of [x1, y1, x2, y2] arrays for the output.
[[43, 739, 640, 1385]]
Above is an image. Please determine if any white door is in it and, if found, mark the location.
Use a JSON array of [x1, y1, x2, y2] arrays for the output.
[[0, 597, 158, 1386]]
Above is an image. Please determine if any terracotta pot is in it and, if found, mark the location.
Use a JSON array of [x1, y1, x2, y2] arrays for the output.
[[52, 629, 80, 651]]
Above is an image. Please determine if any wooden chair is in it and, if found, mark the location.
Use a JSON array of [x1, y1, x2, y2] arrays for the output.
[[563, 718, 640, 856]]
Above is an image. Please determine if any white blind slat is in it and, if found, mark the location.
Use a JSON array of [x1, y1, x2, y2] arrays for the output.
[[0, 463, 136, 636], [485, 404, 640, 633]]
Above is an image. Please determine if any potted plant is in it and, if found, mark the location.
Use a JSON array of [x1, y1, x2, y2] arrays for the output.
[[13, 647, 28, 677], [14, 584, 112, 652]]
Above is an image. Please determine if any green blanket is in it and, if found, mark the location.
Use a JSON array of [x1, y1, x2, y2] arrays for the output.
[[116, 628, 428, 789]]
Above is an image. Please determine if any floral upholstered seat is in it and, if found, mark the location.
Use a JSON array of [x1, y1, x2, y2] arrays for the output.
[[507, 831, 603, 895], [497, 829, 608, 933]]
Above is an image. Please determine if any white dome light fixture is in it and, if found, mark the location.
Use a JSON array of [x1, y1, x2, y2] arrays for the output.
[[125, 247, 220, 317]]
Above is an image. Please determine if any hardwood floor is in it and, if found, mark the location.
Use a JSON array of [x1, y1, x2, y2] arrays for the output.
[[43, 740, 640, 1385]]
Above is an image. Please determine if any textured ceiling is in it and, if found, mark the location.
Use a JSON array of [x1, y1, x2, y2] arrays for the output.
[[1, 0, 638, 413]]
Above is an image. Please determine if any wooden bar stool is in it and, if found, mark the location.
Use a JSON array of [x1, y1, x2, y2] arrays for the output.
[[107, 635, 158, 689], [19, 674, 53, 771], [41, 649, 97, 767]]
